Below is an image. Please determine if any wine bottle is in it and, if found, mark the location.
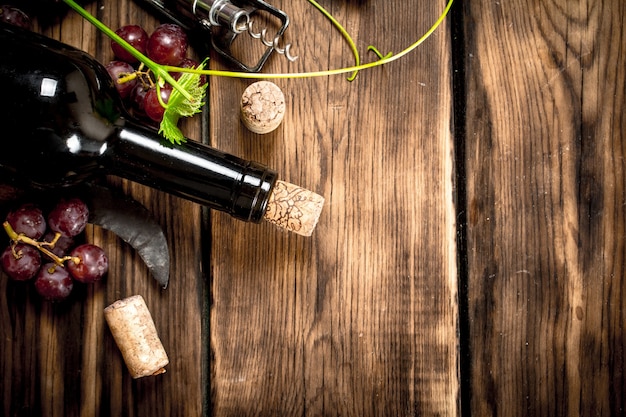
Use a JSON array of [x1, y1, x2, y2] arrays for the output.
[[0, 23, 323, 235]]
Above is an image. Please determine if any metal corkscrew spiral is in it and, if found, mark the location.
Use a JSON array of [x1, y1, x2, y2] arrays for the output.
[[136, 0, 297, 72], [245, 20, 298, 62]]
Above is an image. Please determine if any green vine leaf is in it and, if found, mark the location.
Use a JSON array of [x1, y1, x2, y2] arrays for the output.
[[158, 63, 207, 145]]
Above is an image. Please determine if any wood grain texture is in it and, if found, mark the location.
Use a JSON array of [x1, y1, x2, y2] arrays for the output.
[[0, 1, 205, 416], [208, 0, 459, 415], [463, 0, 626, 415], [3, 0, 626, 414]]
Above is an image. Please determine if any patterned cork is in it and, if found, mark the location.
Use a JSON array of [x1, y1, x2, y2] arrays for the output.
[[263, 180, 325, 237]]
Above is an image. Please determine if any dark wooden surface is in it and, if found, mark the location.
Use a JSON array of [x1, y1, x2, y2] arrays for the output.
[[208, 0, 457, 415], [462, 0, 626, 415], [1, 0, 624, 416]]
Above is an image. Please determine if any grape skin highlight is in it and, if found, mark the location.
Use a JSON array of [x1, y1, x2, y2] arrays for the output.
[[111, 24, 148, 64], [47, 197, 90, 237], [147, 23, 189, 66], [6, 203, 47, 239], [68, 244, 109, 283]]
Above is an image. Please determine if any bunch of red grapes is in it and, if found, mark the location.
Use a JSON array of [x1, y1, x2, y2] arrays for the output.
[[105, 23, 207, 123], [1, 198, 109, 302]]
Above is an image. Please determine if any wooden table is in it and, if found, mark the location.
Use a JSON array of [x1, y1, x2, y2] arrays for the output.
[[1, 0, 624, 415]]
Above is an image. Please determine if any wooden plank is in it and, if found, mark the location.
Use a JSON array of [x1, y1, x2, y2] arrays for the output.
[[208, 0, 459, 415], [0, 1, 205, 416], [463, 0, 626, 415]]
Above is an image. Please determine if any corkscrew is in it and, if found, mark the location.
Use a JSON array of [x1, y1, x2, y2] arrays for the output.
[[244, 19, 297, 62], [136, 0, 297, 72]]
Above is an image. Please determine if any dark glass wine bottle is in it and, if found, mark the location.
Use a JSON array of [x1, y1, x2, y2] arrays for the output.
[[0, 22, 276, 223]]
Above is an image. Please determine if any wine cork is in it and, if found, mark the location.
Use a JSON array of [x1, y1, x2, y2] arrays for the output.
[[240, 81, 285, 134], [104, 295, 169, 379], [263, 180, 324, 237]]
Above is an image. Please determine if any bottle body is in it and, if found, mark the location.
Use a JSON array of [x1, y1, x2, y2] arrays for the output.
[[2, 25, 118, 187], [0, 23, 276, 222]]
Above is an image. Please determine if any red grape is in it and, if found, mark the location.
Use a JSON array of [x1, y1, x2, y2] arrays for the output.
[[1, 244, 41, 281], [111, 24, 148, 64], [6, 203, 47, 239], [129, 83, 150, 118], [105, 60, 137, 99], [147, 23, 188, 66], [143, 84, 172, 122], [34, 264, 73, 301], [47, 197, 89, 237], [0, 5, 31, 30], [67, 244, 108, 283]]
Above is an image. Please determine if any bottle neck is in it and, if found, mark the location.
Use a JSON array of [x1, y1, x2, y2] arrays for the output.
[[108, 119, 277, 223]]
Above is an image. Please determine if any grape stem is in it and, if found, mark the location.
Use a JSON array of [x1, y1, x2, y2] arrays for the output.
[[62, 0, 194, 103], [2, 221, 80, 267]]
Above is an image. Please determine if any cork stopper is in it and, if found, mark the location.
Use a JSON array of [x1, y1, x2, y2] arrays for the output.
[[263, 180, 324, 236], [240, 81, 285, 134], [104, 295, 169, 378]]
